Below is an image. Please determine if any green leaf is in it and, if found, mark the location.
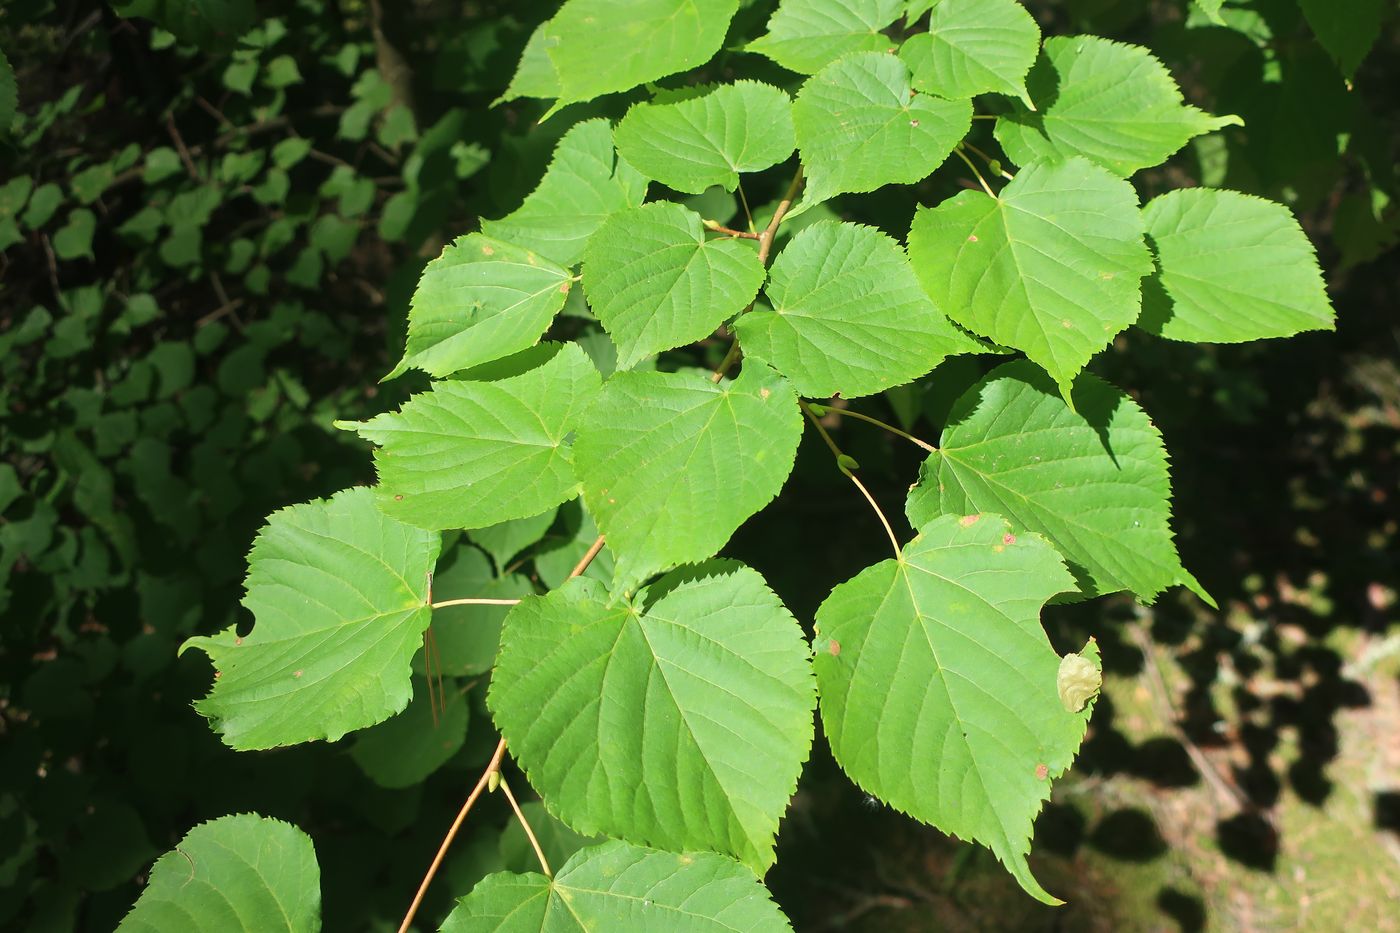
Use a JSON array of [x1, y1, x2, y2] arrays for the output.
[[813, 512, 1088, 904], [749, 0, 905, 75], [540, 0, 740, 107], [53, 208, 97, 260], [350, 678, 469, 789], [1299, 0, 1387, 78], [112, 0, 255, 50], [614, 81, 797, 194], [387, 235, 572, 380], [995, 36, 1242, 176], [500, 22, 561, 103], [1139, 188, 1335, 343], [481, 119, 648, 267], [793, 52, 971, 205], [573, 365, 802, 586], [0, 51, 15, 135], [117, 814, 319, 932], [1193, 0, 1225, 25], [489, 564, 815, 872], [897, 0, 1040, 105], [582, 202, 766, 370], [906, 360, 1206, 603], [424, 544, 534, 676], [441, 840, 791, 931], [346, 344, 602, 532], [907, 156, 1152, 399], [735, 221, 982, 398], [181, 487, 440, 749], [469, 507, 558, 572]]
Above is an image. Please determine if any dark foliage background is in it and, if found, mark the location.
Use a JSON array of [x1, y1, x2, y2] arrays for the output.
[[1, 1, 1396, 930]]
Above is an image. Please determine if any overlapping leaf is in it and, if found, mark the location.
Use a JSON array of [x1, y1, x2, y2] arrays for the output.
[[386, 234, 571, 380], [182, 487, 440, 749], [907, 156, 1152, 399], [441, 840, 792, 931], [350, 678, 468, 789], [345, 344, 601, 531], [1299, 0, 1386, 78], [582, 203, 766, 369], [814, 513, 1089, 904], [1139, 188, 1335, 342], [995, 36, 1241, 176], [118, 815, 320, 932], [735, 221, 982, 398], [614, 81, 797, 194], [489, 565, 815, 872], [573, 364, 802, 586], [906, 360, 1207, 603], [539, 0, 740, 107], [898, 0, 1040, 105], [481, 119, 647, 267], [794, 52, 972, 204], [749, 0, 904, 74], [501, 22, 561, 102]]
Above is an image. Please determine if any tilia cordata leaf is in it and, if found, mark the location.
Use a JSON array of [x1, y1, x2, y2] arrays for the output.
[[182, 487, 440, 750], [813, 512, 1094, 904]]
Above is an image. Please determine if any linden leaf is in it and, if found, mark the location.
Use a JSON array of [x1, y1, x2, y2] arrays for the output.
[[906, 360, 1210, 604], [907, 156, 1152, 400], [794, 51, 971, 205], [582, 202, 766, 370], [995, 36, 1241, 176], [182, 487, 440, 750], [749, 0, 904, 75], [489, 564, 815, 872], [117, 815, 319, 932], [441, 840, 792, 931], [481, 119, 647, 267], [736, 220, 982, 398], [814, 512, 1090, 904], [1139, 188, 1335, 343], [345, 344, 601, 531], [573, 364, 802, 587], [614, 81, 796, 194], [898, 0, 1040, 105], [387, 234, 572, 380]]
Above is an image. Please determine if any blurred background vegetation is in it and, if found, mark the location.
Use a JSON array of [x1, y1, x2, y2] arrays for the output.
[[0, 0, 1396, 930]]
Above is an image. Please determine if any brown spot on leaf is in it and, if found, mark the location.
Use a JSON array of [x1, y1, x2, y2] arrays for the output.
[[481, 244, 494, 256], [559, 281, 570, 293], [760, 387, 771, 399], [1003, 533, 1016, 545], [293, 670, 303, 678], [968, 234, 979, 242], [828, 639, 841, 656], [959, 514, 980, 527], [1035, 763, 1049, 780], [909, 119, 920, 128]]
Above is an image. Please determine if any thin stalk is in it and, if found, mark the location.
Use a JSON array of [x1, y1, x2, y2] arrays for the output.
[[500, 777, 552, 877], [799, 401, 902, 558], [953, 146, 995, 197], [736, 179, 756, 232], [703, 219, 761, 239], [826, 405, 936, 453], [397, 739, 508, 933], [430, 597, 523, 609]]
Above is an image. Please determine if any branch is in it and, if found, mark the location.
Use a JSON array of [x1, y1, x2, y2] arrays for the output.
[[568, 535, 607, 579], [703, 219, 760, 239], [397, 738, 508, 933]]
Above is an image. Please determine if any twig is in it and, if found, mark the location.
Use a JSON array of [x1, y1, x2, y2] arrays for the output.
[[499, 777, 552, 877], [961, 140, 1014, 181], [702, 219, 761, 239], [39, 234, 65, 310], [397, 739, 507, 933], [711, 166, 806, 383], [569, 535, 606, 579], [166, 114, 200, 180]]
